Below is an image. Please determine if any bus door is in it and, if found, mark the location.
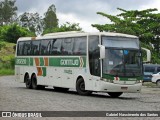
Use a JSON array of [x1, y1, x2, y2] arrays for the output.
[[88, 36, 100, 90]]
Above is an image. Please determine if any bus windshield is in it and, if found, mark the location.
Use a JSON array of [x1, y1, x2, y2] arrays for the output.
[[103, 49, 142, 77]]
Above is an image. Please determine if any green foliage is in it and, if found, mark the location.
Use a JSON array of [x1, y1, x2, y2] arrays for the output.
[[0, 69, 14, 76], [0, 41, 6, 50], [44, 4, 58, 32], [0, 41, 15, 75], [0, 24, 34, 43], [17, 12, 44, 36], [0, 55, 15, 70], [43, 22, 82, 34], [92, 8, 160, 64], [0, 0, 17, 25]]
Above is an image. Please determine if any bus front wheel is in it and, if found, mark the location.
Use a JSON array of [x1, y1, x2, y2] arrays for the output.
[[107, 92, 123, 98], [76, 78, 92, 95]]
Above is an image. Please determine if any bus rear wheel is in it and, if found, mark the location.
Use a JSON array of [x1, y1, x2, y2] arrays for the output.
[[25, 74, 32, 89], [31, 75, 38, 89], [107, 92, 123, 98], [31, 75, 45, 90], [76, 78, 92, 95]]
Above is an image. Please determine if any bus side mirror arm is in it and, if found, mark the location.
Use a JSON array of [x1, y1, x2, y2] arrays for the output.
[[98, 45, 105, 59]]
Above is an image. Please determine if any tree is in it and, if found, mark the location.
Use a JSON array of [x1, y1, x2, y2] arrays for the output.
[[43, 22, 82, 34], [0, 24, 34, 43], [0, 0, 17, 25], [17, 12, 44, 36], [92, 8, 160, 63], [43, 4, 58, 32]]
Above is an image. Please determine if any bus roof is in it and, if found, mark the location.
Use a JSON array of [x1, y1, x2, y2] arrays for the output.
[[17, 31, 138, 41]]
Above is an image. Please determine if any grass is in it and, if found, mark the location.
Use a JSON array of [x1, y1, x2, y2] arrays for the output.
[[0, 41, 15, 76], [0, 41, 15, 61], [0, 69, 14, 76]]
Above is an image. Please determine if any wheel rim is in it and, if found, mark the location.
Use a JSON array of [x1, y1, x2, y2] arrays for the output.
[[80, 82, 85, 91]]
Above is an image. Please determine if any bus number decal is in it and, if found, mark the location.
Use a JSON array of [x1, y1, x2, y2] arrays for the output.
[[16, 58, 28, 65]]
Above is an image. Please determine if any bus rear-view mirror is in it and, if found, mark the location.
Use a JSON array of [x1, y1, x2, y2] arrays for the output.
[[98, 45, 105, 59]]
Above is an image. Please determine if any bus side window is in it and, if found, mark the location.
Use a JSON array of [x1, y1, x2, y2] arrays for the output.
[[62, 38, 74, 55], [41, 39, 51, 55], [73, 37, 86, 55], [23, 41, 31, 55], [17, 42, 24, 56], [51, 39, 62, 55], [31, 41, 40, 55]]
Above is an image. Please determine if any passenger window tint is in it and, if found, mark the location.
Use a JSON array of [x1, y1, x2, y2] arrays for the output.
[[41, 40, 52, 55], [17, 41, 31, 56], [17, 42, 24, 56], [23, 41, 31, 55], [51, 39, 62, 55], [31, 41, 41, 55], [62, 38, 74, 55], [73, 37, 86, 55], [17, 37, 87, 56]]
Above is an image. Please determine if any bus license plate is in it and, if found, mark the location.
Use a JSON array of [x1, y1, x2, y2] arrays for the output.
[[121, 87, 128, 90]]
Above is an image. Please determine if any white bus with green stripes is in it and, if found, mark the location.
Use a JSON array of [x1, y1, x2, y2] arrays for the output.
[[15, 31, 143, 98]]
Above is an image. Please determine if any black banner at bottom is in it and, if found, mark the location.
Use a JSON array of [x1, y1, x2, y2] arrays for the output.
[[0, 111, 160, 117]]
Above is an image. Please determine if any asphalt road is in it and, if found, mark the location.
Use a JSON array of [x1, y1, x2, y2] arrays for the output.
[[0, 76, 160, 119]]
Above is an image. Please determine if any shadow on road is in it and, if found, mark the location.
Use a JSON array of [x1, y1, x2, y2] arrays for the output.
[[16, 86, 138, 100]]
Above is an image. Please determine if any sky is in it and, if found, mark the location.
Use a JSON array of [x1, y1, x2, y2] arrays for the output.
[[15, 0, 160, 32]]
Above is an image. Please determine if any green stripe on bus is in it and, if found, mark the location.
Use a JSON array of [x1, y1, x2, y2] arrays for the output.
[[30, 58, 33, 66], [49, 57, 86, 67], [42, 67, 46, 76], [15, 56, 86, 67], [40, 57, 44, 66]]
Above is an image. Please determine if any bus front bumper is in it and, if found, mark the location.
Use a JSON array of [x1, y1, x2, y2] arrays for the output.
[[95, 81, 142, 93]]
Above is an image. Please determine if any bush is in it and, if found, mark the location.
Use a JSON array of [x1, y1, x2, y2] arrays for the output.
[[10, 57, 15, 69], [0, 41, 6, 50], [0, 24, 35, 43]]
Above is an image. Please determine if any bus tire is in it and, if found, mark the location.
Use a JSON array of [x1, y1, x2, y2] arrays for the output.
[[25, 74, 32, 89], [31, 75, 38, 89], [107, 92, 123, 98], [32, 75, 45, 90], [76, 78, 92, 95]]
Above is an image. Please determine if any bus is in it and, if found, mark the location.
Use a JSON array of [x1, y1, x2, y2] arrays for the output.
[[15, 31, 143, 98]]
